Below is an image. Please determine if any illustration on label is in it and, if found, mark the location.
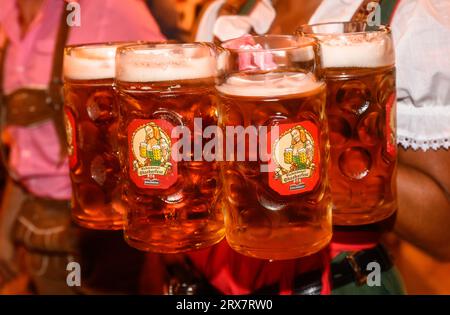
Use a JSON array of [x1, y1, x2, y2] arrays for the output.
[[128, 119, 177, 189], [386, 93, 397, 157], [269, 121, 320, 196], [64, 108, 77, 169]]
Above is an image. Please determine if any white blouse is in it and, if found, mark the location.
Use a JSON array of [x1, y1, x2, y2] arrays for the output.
[[197, 0, 450, 151]]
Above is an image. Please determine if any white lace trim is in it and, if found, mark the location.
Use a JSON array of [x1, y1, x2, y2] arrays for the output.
[[398, 135, 450, 151], [397, 103, 450, 151]]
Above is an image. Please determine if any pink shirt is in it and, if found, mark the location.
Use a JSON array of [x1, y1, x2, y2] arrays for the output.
[[0, 0, 165, 199]]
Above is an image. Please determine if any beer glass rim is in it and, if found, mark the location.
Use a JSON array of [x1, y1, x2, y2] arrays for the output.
[[221, 35, 317, 53], [64, 41, 146, 55], [297, 21, 391, 36], [64, 42, 135, 81], [115, 42, 219, 83], [116, 42, 215, 55]]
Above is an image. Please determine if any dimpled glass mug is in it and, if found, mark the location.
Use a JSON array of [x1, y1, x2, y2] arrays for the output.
[[298, 22, 398, 226], [216, 35, 332, 260], [63, 43, 127, 230], [115, 43, 225, 253]]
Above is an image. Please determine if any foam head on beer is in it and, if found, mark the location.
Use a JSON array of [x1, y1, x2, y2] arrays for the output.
[[63, 43, 126, 80], [215, 35, 331, 259], [116, 43, 218, 83], [299, 23, 395, 69], [63, 42, 134, 230], [218, 35, 323, 98], [298, 22, 397, 226], [217, 72, 324, 98]]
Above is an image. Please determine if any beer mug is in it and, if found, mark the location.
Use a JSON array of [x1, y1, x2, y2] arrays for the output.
[[298, 23, 397, 225], [152, 145, 162, 163], [139, 142, 147, 158], [217, 35, 332, 259], [63, 43, 127, 230], [115, 43, 224, 253], [298, 148, 308, 167]]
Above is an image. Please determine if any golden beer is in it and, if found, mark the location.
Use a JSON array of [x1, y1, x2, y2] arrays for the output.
[[299, 23, 397, 225], [63, 43, 127, 230], [218, 36, 332, 260], [115, 43, 225, 253]]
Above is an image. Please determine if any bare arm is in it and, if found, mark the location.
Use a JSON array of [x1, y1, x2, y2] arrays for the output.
[[395, 147, 450, 261]]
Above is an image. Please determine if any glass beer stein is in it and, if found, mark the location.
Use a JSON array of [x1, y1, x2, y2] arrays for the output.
[[298, 22, 398, 225], [217, 35, 332, 260], [115, 43, 225, 253], [63, 43, 126, 230]]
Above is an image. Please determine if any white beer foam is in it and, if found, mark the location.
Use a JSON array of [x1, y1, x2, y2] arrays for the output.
[[64, 46, 118, 80], [319, 33, 395, 68], [217, 72, 324, 97], [116, 50, 216, 82]]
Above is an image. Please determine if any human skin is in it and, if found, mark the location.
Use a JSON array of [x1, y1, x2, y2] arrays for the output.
[[395, 148, 450, 261]]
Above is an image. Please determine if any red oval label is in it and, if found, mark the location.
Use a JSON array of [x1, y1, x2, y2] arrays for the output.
[[268, 121, 320, 196], [128, 119, 178, 189]]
